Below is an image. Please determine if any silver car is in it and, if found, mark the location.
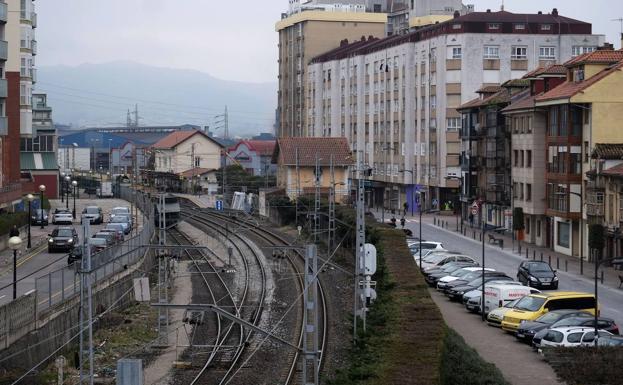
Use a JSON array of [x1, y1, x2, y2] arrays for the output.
[[109, 215, 131, 234]]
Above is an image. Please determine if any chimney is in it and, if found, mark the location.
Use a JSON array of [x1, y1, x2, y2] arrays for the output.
[[538, 11, 542, 15], [486, 9, 491, 13], [454, 10, 460, 18], [552, 8, 558, 16], [621, 33, 623, 50]]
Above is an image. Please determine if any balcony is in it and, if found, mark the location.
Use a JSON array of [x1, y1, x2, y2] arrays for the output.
[[0, 79, 6, 98], [0, 116, 6, 135], [31, 39, 36, 55], [0, 2, 6, 23], [0, 40, 6, 61], [31, 12, 37, 28]]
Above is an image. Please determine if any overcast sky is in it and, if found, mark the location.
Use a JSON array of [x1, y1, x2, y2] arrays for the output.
[[36, 0, 623, 83]]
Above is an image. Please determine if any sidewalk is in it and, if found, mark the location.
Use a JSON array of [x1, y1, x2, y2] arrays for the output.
[[373, 208, 623, 292]]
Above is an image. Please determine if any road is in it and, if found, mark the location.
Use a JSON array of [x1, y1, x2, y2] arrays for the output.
[[0, 198, 141, 307], [404, 217, 623, 328]]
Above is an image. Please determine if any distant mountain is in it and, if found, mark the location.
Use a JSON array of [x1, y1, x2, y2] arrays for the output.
[[37, 61, 277, 137]]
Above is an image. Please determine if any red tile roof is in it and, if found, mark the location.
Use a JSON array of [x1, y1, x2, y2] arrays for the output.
[[152, 130, 223, 149], [564, 50, 623, 67], [229, 140, 276, 156], [178, 168, 216, 178], [601, 163, 623, 177], [523, 64, 567, 79], [477, 85, 503, 94], [536, 61, 623, 103], [591, 144, 623, 160], [273, 137, 354, 167], [502, 93, 537, 113]]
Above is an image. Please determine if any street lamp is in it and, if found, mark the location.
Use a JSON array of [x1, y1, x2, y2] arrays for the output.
[[480, 199, 487, 322], [26, 194, 34, 249], [400, 169, 415, 217], [65, 176, 71, 209], [60, 172, 66, 203], [39, 185, 46, 229], [416, 191, 425, 270], [558, 190, 584, 275], [446, 175, 464, 234], [9, 236, 22, 300], [72, 180, 78, 219]]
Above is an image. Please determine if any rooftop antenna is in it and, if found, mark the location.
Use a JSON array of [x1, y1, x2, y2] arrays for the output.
[[613, 17, 623, 34], [500, 0, 504, 11]]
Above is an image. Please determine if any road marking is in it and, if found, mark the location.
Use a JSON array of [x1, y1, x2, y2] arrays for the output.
[[0, 243, 47, 278], [38, 281, 78, 307]]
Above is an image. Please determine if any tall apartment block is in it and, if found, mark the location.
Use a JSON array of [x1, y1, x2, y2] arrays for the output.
[[306, 8, 603, 211], [277, 1, 388, 138]]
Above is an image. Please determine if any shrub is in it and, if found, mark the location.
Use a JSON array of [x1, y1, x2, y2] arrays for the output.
[[0, 212, 29, 236]]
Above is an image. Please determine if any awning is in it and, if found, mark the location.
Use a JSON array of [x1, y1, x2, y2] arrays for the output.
[[20, 152, 59, 171]]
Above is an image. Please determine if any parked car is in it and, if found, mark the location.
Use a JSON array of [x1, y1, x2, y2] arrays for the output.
[[110, 207, 131, 220], [501, 292, 597, 333], [88, 237, 108, 253], [109, 215, 131, 234], [93, 232, 116, 247], [538, 327, 613, 350], [436, 267, 491, 290], [420, 253, 475, 271], [31, 209, 49, 226], [463, 281, 529, 311], [446, 273, 513, 301], [68, 245, 84, 265], [48, 227, 79, 253], [517, 260, 559, 289], [104, 224, 125, 242], [410, 241, 445, 255], [487, 298, 522, 327], [84, 186, 97, 195], [483, 283, 540, 314], [98, 229, 122, 243], [515, 310, 593, 344], [597, 335, 623, 347], [82, 206, 104, 224], [52, 211, 73, 225], [425, 262, 478, 286], [533, 316, 619, 348]]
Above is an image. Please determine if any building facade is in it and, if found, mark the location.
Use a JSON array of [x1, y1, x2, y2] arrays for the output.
[[535, 50, 623, 257], [306, 9, 603, 212], [152, 130, 223, 175], [228, 140, 277, 177], [276, 2, 388, 138]]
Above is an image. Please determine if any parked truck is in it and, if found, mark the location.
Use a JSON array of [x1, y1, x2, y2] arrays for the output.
[[97, 181, 114, 198]]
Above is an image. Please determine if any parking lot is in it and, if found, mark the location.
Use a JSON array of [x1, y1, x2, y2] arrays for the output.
[[0, 198, 142, 306], [390, 212, 623, 385]]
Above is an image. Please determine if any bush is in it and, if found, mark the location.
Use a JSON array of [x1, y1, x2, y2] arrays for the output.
[[0, 212, 29, 236], [441, 328, 510, 385], [543, 346, 623, 385]]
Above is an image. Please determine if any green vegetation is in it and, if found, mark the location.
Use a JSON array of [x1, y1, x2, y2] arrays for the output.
[[441, 328, 510, 385], [543, 347, 623, 385], [0, 212, 28, 236], [217, 164, 275, 194]]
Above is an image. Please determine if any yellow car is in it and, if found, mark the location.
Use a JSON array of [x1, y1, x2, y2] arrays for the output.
[[501, 292, 597, 333]]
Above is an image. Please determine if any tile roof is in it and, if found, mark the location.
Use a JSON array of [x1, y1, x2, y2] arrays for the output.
[[591, 144, 623, 160], [501, 93, 537, 113], [178, 168, 216, 178], [564, 50, 623, 67], [229, 140, 276, 156], [454, 10, 588, 25], [536, 61, 623, 103], [477, 85, 503, 94], [523, 65, 567, 79], [273, 137, 354, 167], [459, 89, 510, 110], [600, 162, 623, 177], [152, 130, 223, 149]]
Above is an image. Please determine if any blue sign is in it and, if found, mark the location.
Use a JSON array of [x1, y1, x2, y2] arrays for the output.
[[215, 200, 223, 211]]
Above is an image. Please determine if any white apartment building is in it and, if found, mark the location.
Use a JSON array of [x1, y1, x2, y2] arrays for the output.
[[306, 8, 603, 210]]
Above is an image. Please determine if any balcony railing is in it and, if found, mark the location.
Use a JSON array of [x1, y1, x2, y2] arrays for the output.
[[0, 2, 6, 23], [0, 116, 6, 135], [0, 79, 6, 98], [0, 40, 6, 61]]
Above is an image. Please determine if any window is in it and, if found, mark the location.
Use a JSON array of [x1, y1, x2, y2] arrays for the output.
[[526, 150, 532, 168], [567, 333, 583, 344], [194, 157, 201, 167], [447, 117, 460, 131], [557, 222, 570, 248], [452, 23, 461, 30], [526, 184, 532, 202], [484, 46, 500, 59], [541, 24, 552, 31], [511, 46, 527, 59], [520, 151, 524, 167], [539, 46, 556, 59], [514, 23, 526, 30], [430, 95, 436, 109], [451, 47, 462, 59], [488, 23, 500, 30], [520, 183, 524, 200], [572, 46, 597, 57], [548, 106, 559, 136], [537, 220, 541, 237], [514, 150, 519, 167]]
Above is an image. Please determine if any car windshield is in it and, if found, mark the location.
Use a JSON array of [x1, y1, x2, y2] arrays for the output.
[[89, 238, 106, 244], [85, 207, 100, 214], [528, 262, 552, 273], [462, 272, 481, 281], [443, 265, 463, 273], [551, 317, 590, 328], [536, 312, 565, 323], [56, 229, 73, 237], [515, 296, 546, 312], [598, 337, 623, 346], [111, 216, 128, 223], [113, 208, 129, 214], [34, 209, 46, 215], [505, 298, 520, 308], [424, 254, 448, 264], [451, 269, 473, 277]]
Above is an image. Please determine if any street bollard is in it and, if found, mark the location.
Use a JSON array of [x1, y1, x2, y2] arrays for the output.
[[434, 218, 437, 226], [499, 239, 504, 249], [533, 250, 536, 259], [473, 231, 476, 239], [541, 254, 544, 262], [556, 257, 560, 269], [526, 248, 529, 259], [548, 255, 551, 266], [565, 260, 568, 272], [601, 271, 604, 284]]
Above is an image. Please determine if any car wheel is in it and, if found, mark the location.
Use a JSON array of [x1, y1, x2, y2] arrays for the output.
[[48, 248, 53, 253]]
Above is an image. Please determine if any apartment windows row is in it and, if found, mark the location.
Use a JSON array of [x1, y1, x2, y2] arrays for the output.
[[513, 149, 533, 168], [513, 182, 533, 202], [512, 115, 533, 134], [547, 146, 582, 175], [483, 45, 557, 60], [20, 135, 54, 152], [547, 105, 583, 137]]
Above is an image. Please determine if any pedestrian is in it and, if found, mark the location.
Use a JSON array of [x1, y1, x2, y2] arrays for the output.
[[9, 225, 19, 238], [403, 201, 408, 216], [390, 216, 397, 228], [469, 213, 474, 228], [400, 217, 406, 229]]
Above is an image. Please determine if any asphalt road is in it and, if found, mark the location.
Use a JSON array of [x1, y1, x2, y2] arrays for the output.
[[0, 199, 140, 307], [405, 218, 623, 328]]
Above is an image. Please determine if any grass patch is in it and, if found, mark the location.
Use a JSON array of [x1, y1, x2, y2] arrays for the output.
[[441, 328, 510, 385]]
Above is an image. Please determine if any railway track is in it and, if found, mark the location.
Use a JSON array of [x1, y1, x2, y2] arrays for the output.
[[171, 210, 268, 384], [180, 203, 328, 385]]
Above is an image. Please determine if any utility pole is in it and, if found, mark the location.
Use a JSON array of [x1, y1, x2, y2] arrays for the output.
[[134, 104, 139, 128], [126, 109, 132, 128], [302, 244, 320, 385], [157, 194, 169, 346], [191, 143, 195, 195], [328, 155, 336, 255], [354, 152, 366, 339], [295, 148, 300, 227], [79, 217, 94, 385], [314, 153, 320, 243], [224, 106, 229, 140]]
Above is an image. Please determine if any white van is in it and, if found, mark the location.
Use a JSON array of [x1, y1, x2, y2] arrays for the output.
[[483, 283, 539, 314]]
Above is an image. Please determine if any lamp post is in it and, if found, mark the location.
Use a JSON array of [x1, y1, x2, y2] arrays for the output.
[[401, 169, 415, 217], [72, 180, 78, 219], [65, 176, 71, 209], [480, 200, 487, 322], [60, 172, 66, 203], [9, 236, 22, 300], [39, 185, 46, 229], [561, 191, 584, 275], [26, 194, 34, 249], [416, 191, 424, 270], [446, 175, 464, 234]]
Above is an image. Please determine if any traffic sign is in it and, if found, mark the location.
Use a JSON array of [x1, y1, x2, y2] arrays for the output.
[[215, 200, 223, 211]]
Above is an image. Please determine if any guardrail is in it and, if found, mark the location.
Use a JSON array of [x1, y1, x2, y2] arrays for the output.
[[34, 188, 154, 310]]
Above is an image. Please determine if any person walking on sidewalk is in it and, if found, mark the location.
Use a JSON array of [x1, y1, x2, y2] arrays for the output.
[[403, 202, 408, 217], [400, 217, 406, 229]]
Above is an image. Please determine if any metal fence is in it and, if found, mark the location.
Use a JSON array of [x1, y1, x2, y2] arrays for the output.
[[35, 188, 154, 310]]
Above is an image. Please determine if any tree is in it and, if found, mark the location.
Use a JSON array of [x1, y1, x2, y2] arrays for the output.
[[513, 207, 525, 242], [588, 223, 605, 261]]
